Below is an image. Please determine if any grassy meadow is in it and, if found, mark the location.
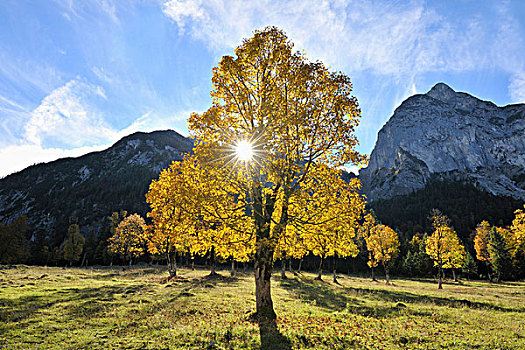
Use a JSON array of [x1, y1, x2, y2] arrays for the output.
[[0, 265, 524, 349]]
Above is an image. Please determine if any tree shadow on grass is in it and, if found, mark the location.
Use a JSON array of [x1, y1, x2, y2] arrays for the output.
[[168, 272, 240, 301], [279, 276, 407, 318], [279, 276, 350, 311], [343, 286, 524, 313], [259, 326, 292, 350], [0, 283, 152, 325], [278, 276, 523, 319]]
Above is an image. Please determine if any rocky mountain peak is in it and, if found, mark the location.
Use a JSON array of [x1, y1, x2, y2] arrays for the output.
[[426, 82, 456, 102], [360, 83, 525, 202]]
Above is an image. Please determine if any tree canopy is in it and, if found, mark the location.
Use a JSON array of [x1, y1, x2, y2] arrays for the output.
[[63, 221, 85, 266], [108, 213, 148, 265], [364, 224, 400, 284], [146, 26, 365, 346]]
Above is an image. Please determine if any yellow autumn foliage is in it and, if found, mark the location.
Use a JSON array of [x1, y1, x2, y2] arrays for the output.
[[474, 220, 492, 262], [364, 224, 400, 269], [146, 27, 366, 329], [108, 213, 149, 261], [425, 211, 465, 269]]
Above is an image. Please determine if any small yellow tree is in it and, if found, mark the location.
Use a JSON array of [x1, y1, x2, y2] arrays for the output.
[[364, 224, 399, 284], [147, 161, 198, 278], [474, 220, 492, 281], [294, 167, 363, 281], [108, 213, 148, 265], [511, 205, 525, 251], [425, 210, 465, 289], [440, 233, 465, 283]]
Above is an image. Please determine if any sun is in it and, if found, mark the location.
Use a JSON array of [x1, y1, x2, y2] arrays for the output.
[[235, 140, 254, 162]]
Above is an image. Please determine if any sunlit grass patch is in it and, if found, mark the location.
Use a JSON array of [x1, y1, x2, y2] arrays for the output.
[[0, 265, 524, 349]]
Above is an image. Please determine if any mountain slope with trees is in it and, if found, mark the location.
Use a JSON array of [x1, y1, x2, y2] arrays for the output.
[[0, 130, 193, 255]]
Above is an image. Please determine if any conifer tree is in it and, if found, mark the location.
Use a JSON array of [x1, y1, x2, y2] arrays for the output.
[[357, 213, 378, 281], [403, 234, 433, 277], [63, 219, 85, 266], [461, 250, 478, 280], [0, 215, 28, 264], [489, 227, 511, 282]]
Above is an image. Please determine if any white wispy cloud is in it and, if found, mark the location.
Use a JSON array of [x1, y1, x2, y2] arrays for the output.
[[24, 79, 113, 147], [162, 0, 524, 81], [0, 75, 191, 177], [0, 143, 109, 179], [1, 69, 157, 178], [491, 3, 525, 103], [0, 94, 28, 112], [509, 73, 525, 103], [161, 1, 434, 74], [53, 0, 120, 23], [0, 52, 64, 95], [22, 76, 177, 148]]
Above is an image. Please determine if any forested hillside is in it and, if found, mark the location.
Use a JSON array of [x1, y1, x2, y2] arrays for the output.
[[0, 130, 193, 264], [370, 177, 523, 242]]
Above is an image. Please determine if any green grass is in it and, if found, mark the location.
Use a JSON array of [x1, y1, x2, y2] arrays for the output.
[[0, 265, 524, 349]]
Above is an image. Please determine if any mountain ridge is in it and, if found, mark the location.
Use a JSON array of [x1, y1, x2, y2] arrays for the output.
[[0, 129, 193, 241]]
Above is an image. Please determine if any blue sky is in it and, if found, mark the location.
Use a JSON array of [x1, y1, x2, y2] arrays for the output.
[[0, 0, 524, 177]]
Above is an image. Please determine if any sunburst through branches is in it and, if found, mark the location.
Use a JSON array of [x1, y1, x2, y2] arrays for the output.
[[235, 140, 254, 162]]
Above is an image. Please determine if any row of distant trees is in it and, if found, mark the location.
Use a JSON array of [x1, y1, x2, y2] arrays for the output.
[[103, 203, 525, 288], [1, 205, 524, 285]]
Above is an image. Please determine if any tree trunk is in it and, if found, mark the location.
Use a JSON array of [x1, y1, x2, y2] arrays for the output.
[[486, 262, 492, 282], [297, 258, 303, 274], [288, 259, 292, 273], [129, 257, 132, 266], [231, 260, 236, 277], [316, 257, 324, 280], [452, 268, 457, 282], [332, 256, 338, 284], [81, 252, 87, 267], [371, 266, 377, 282], [385, 265, 390, 285], [252, 186, 289, 349], [438, 265, 443, 289], [167, 252, 177, 279], [210, 247, 217, 275], [281, 259, 287, 279], [254, 241, 277, 346]]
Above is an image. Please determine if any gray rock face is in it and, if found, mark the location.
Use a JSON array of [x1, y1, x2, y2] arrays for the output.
[[360, 83, 525, 201]]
